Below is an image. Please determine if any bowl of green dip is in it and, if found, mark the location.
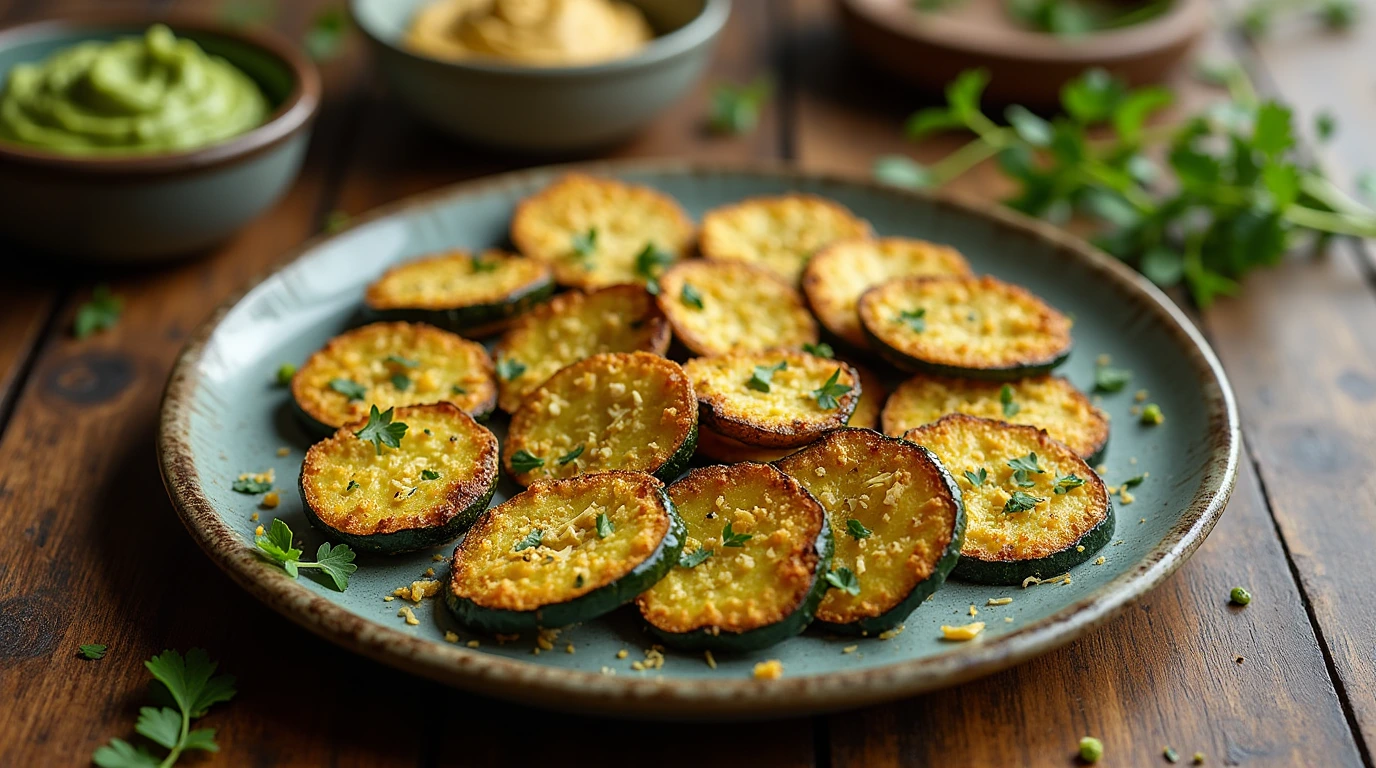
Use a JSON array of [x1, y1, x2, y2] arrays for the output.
[[0, 18, 320, 261]]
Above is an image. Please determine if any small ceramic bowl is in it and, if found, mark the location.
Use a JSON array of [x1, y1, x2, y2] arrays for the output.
[[0, 17, 320, 262], [351, 0, 730, 152]]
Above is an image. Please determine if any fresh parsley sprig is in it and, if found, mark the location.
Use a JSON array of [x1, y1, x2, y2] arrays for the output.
[[74, 285, 123, 339], [747, 361, 788, 393], [825, 567, 861, 595], [811, 368, 853, 410], [571, 228, 598, 266], [558, 445, 584, 466], [680, 548, 713, 568], [496, 357, 526, 381], [708, 77, 772, 135], [1003, 490, 1045, 514], [329, 378, 367, 401], [92, 649, 236, 768], [898, 308, 927, 333], [846, 519, 873, 540], [634, 242, 674, 295], [595, 512, 615, 539], [354, 405, 407, 455], [802, 342, 835, 358], [510, 449, 544, 474], [999, 384, 1019, 417], [80, 643, 108, 660], [680, 283, 705, 310], [255, 519, 357, 590], [964, 467, 988, 487], [721, 522, 753, 548]]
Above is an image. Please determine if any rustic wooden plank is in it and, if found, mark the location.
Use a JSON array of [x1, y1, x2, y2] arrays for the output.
[[786, 0, 1366, 764]]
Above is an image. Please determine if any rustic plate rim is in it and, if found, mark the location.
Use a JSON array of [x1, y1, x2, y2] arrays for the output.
[[157, 159, 1239, 719]]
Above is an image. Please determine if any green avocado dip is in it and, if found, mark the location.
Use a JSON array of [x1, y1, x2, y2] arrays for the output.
[[0, 24, 270, 155]]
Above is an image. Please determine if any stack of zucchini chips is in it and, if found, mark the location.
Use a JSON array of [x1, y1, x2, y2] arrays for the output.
[[289, 173, 1113, 654]]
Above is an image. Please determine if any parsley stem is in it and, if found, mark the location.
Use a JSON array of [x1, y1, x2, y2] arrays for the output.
[[1300, 173, 1375, 218], [159, 707, 190, 768], [927, 131, 1010, 185], [1283, 205, 1376, 238]]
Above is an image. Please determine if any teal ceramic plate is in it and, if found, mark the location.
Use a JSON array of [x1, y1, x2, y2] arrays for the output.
[[158, 161, 1238, 719]]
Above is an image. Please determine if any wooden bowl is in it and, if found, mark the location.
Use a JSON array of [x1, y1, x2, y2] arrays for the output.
[[838, 0, 1208, 106]]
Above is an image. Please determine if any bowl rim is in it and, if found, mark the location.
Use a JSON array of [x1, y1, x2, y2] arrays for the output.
[[349, 0, 732, 77], [0, 14, 321, 176], [157, 158, 1240, 719], [839, 0, 1208, 64]]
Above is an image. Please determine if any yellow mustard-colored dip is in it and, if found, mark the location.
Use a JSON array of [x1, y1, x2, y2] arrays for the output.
[[405, 0, 654, 66]]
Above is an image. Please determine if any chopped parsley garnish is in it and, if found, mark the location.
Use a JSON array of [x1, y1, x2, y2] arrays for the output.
[[90, 648, 237, 768], [680, 283, 704, 310], [747, 361, 788, 393], [354, 405, 407, 455], [721, 521, 752, 548], [451, 385, 468, 395], [824, 567, 861, 595], [846, 519, 872, 540], [231, 477, 272, 494], [275, 363, 296, 386], [898, 308, 926, 333], [802, 342, 834, 358], [496, 357, 526, 381], [74, 285, 123, 339], [571, 227, 598, 265], [1003, 491, 1045, 514], [390, 373, 411, 391], [557, 444, 584, 465], [708, 77, 771, 135], [634, 242, 674, 294], [574, 574, 584, 588], [385, 354, 419, 368], [329, 378, 367, 401], [964, 468, 988, 487], [346, 479, 360, 492], [1230, 586, 1251, 605], [811, 368, 852, 410], [595, 512, 614, 539], [514, 528, 544, 552], [254, 518, 357, 590], [1008, 452, 1045, 488], [421, 469, 440, 481], [1094, 365, 1133, 393], [510, 449, 544, 473], [1053, 473, 1086, 494], [79, 643, 108, 660], [471, 256, 499, 273], [1140, 403, 1164, 425], [680, 548, 713, 568], [999, 384, 1020, 417], [1121, 473, 1146, 489]]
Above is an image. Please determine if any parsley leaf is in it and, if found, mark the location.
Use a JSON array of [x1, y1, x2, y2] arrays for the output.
[[390, 373, 411, 391], [231, 477, 271, 494], [451, 385, 468, 395], [354, 405, 407, 455], [747, 361, 788, 393], [510, 449, 544, 474], [846, 519, 872, 540], [1121, 473, 1147, 489], [385, 354, 419, 368], [571, 228, 598, 265], [680, 283, 704, 310], [1053, 474, 1086, 494], [898, 308, 926, 333], [721, 521, 753, 548], [824, 567, 861, 596], [421, 469, 440, 481], [1003, 491, 1045, 514], [708, 77, 771, 135], [999, 383, 1020, 417], [74, 285, 123, 339], [80, 643, 108, 660], [1008, 452, 1045, 474], [680, 548, 713, 568], [1094, 366, 1132, 393], [634, 242, 674, 294], [873, 155, 934, 189], [304, 6, 349, 61], [92, 649, 237, 768], [802, 342, 835, 358], [496, 357, 526, 381], [471, 256, 499, 273], [254, 518, 357, 590], [811, 368, 853, 410], [558, 445, 584, 465], [964, 468, 988, 487], [346, 479, 360, 492], [514, 528, 543, 552], [595, 512, 615, 539], [329, 378, 367, 401]]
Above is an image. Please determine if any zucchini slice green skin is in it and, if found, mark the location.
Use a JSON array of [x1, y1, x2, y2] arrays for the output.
[[951, 503, 1116, 585], [445, 483, 686, 633], [299, 473, 496, 555], [365, 280, 555, 338]]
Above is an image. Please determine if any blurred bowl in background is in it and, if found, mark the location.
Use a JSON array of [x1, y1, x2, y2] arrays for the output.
[[351, 0, 730, 153], [0, 16, 320, 263], [839, 0, 1207, 106]]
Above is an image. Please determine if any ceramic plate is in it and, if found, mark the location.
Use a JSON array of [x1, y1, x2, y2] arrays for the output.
[[158, 162, 1238, 718]]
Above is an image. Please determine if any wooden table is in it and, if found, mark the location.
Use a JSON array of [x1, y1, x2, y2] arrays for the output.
[[4, 1, 1374, 765]]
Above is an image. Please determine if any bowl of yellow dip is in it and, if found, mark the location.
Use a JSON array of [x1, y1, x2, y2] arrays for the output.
[[0, 18, 320, 261], [352, 0, 730, 152]]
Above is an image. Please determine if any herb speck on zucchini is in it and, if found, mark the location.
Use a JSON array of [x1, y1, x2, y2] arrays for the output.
[[964, 468, 988, 487], [572, 228, 598, 265], [354, 405, 407, 455], [1003, 490, 1044, 514], [385, 354, 419, 368], [471, 257, 498, 273], [346, 479, 360, 492], [898, 307, 926, 333], [329, 378, 367, 401], [1008, 452, 1045, 487], [1053, 474, 1086, 494], [596, 512, 614, 539], [390, 373, 411, 391], [510, 449, 544, 474], [811, 368, 852, 410], [846, 518, 873, 540], [747, 361, 787, 393], [421, 469, 441, 481], [802, 342, 834, 358], [721, 521, 752, 548], [1000, 384, 1019, 417], [275, 363, 296, 386], [680, 548, 712, 568], [825, 567, 861, 596], [496, 357, 527, 381], [514, 528, 544, 552], [451, 385, 468, 395], [1078, 736, 1104, 763], [680, 283, 705, 310], [634, 242, 674, 294], [558, 444, 584, 465], [1230, 586, 1251, 605], [1141, 403, 1165, 425]]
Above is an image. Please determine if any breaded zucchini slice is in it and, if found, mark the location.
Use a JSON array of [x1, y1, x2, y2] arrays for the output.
[[845, 360, 886, 430], [882, 374, 1109, 462], [637, 463, 833, 651], [699, 194, 872, 284], [510, 173, 695, 290], [903, 414, 1113, 585], [292, 322, 497, 433], [859, 276, 1073, 380], [363, 249, 554, 336], [694, 425, 801, 464], [299, 403, 499, 553], [504, 352, 698, 486], [683, 351, 860, 448], [777, 429, 965, 634], [802, 237, 972, 348], [492, 284, 670, 413], [446, 471, 685, 632], [656, 259, 818, 356]]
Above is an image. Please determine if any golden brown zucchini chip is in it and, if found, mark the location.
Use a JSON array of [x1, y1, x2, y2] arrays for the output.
[[882, 374, 1109, 462], [364, 249, 554, 336], [446, 471, 684, 633], [656, 259, 818, 357], [777, 428, 965, 634], [299, 403, 499, 553], [699, 194, 872, 284], [510, 173, 695, 290], [802, 236, 971, 348], [903, 414, 1113, 585], [503, 352, 698, 486], [683, 351, 860, 448], [858, 276, 1073, 380], [637, 463, 833, 651], [491, 284, 670, 413], [292, 322, 497, 433]]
